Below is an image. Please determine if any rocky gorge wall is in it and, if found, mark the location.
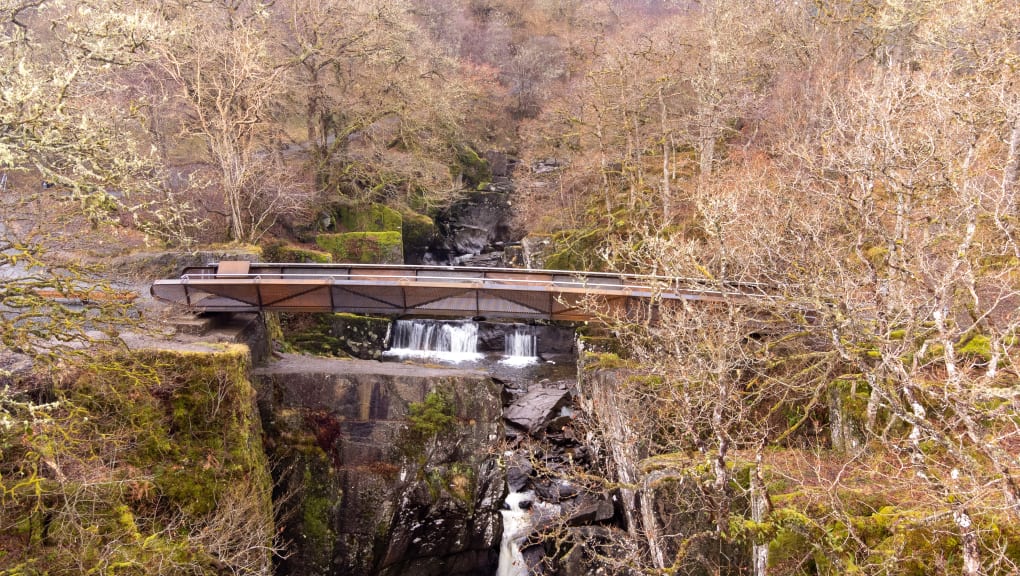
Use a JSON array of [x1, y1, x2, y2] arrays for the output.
[[254, 355, 504, 575]]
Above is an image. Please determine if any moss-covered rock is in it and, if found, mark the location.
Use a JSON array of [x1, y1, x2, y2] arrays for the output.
[[336, 202, 403, 233], [253, 359, 504, 576], [263, 240, 333, 263], [0, 346, 274, 574], [451, 144, 492, 188], [401, 210, 436, 259], [280, 312, 392, 359], [542, 228, 608, 271], [957, 333, 992, 361], [316, 231, 403, 264]]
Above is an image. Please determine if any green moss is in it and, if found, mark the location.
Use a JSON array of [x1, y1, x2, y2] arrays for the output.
[[831, 378, 871, 422], [401, 210, 435, 251], [263, 240, 332, 263], [957, 333, 992, 361], [978, 254, 1020, 271], [316, 231, 403, 264], [863, 245, 888, 268], [628, 374, 665, 389], [336, 202, 402, 233], [279, 312, 391, 359], [281, 245, 332, 263], [768, 526, 811, 568], [399, 391, 456, 459], [2, 346, 273, 573], [577, 326, 621, 352], [582, 351, 632, 370], [407, 391, 456, 440], [301, 468, 336, 548], [451, 143, 492, 188], [539, 226, 618, 271]]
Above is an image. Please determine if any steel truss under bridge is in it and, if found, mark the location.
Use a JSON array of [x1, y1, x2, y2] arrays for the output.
[[150, 262, 772, 322]]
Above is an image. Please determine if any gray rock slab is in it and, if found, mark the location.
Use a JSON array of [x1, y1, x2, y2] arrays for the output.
[[504, 386, 570, 436]]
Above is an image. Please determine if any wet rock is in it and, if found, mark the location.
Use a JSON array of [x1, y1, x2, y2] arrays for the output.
[[563, 494, 615, 526], [557, 526, 617, 576], [534, 325, 577, 355], [533, 478, 579, 503], [433, 191, 516, 261], [504, 386, 571, 437], [506, 454, 534, 492]]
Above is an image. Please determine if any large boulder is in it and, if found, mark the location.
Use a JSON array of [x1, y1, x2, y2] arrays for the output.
[[335, 203, 403, 233], [434, 191, 514, 258], [316, 231, 403, 264], [504, 385, 571, 437]]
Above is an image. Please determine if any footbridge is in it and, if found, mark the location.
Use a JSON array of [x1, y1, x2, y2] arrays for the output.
[[150, 261, 771, 322]]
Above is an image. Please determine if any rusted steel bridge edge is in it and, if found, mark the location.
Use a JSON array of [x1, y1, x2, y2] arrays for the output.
[[150, 261, 783, 322]]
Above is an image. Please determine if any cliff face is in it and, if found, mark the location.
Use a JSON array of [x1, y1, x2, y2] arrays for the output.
[[254, 355, 504, 576], [0, 345, 275, 574]]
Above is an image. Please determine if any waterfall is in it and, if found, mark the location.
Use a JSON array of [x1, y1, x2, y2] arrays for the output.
[[496, 488, 560, 576], [501, 325, 538, 367], [496, 491, 533, 576], [384, 319, 483, 362]]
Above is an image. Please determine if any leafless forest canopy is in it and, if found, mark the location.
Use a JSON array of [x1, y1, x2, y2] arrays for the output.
[[3, 0, 1020, 574]]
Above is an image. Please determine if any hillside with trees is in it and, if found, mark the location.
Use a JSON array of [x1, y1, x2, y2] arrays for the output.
[[3, 0, 1020, 574]]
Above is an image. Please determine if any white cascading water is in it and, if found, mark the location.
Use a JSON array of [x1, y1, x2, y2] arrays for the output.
[[500, 325, 538, 367], [497, 488, 560, 576], [384, 319, 483, 362], [497, 491, 534, 576]]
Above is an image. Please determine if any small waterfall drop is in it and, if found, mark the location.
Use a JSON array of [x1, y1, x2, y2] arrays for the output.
[[497, 491, 533, 576], [384, 319, 483, 362], [501, 325, 538, 367], [497, 488, 560, 576]]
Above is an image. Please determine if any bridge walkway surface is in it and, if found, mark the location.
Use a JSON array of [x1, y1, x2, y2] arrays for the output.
[[150, 262, 772, 322]]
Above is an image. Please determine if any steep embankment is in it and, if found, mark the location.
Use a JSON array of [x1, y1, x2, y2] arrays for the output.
[[0, 345, 274, 573]]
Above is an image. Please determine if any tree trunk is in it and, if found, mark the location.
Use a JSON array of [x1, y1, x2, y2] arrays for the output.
[[750, 454, 770, 576], [1003, 114, 1020, 201], [954, 506, 983, 576]]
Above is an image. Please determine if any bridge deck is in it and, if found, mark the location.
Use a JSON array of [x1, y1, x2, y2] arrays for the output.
[[150, 262, 769, 321]]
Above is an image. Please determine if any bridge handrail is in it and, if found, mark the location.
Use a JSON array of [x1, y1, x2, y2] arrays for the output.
[[175, 262, 773, 294]]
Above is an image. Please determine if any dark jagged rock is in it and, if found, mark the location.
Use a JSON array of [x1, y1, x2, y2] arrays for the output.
[[532, 477, 579, 503], [506, 453, 534, 492], [563, 494, 615, 526], [434, 190, 515, 258]]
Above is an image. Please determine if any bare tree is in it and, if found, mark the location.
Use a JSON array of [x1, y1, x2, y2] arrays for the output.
[[151, 0, 302, 243]]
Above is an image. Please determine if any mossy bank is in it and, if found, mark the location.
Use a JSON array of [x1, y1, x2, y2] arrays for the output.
[[0, 345, 274, 574]]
